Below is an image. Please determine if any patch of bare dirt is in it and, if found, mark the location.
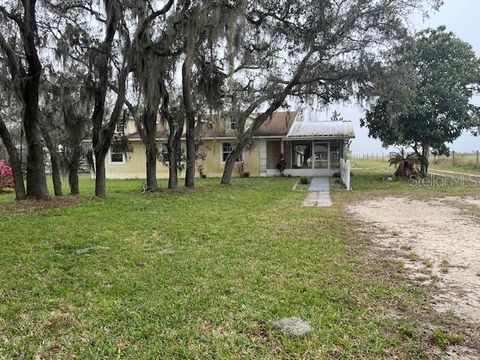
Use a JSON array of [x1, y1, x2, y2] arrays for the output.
[[0, 196, 80, 213], [347, 196, 480, 357]]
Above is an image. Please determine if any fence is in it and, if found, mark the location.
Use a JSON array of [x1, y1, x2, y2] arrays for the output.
[[432, 151, 480, 169], [352, 151, 480, 170], [340, 158, 351, 191], [351, 153, 389, 161]]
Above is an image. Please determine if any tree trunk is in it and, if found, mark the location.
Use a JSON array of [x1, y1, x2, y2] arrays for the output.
[[40, 126, 62, 196], [184, 121, 195, 188], [68, 144, 81, 195], [92, 64, 129, 198], [162, 80, 183, 190], [421, 141, 430, 177], [23, 74, 49, 199], [145, 142, 158, 190], [94, 152, 107, 197], [221, 144, 243, 185], [50, 152, 62, 197], [21, 0, 50, 199], [0, 117, 26, 200], [182, 26, 196, 189], [90, 4, 124, 198], [24, 118, 49, 199], [167, 125, 183, 189], [168, 148, 178, 189], [69, 167, 79, 195], [139, 102, 160, 191]]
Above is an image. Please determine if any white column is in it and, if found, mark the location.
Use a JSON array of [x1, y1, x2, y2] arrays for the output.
[[259, 140, 267, 177]]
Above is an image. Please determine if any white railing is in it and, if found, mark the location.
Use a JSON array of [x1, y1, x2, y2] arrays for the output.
[[340, 158, 351, 191]]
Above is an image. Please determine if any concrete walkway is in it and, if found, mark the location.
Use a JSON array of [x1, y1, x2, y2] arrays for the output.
[[303, 177, 332, 207]]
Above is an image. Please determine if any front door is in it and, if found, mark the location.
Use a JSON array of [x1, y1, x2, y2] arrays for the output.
[[313, 142, 329, 170]]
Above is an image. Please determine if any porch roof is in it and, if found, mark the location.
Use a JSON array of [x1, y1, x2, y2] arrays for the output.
[[286, 120, 355, 139]]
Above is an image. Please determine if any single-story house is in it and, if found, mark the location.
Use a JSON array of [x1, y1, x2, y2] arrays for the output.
[[105, 111, 355, 179]]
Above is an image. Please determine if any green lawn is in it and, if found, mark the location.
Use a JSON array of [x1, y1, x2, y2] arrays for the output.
[[0, 174, 478, 358]]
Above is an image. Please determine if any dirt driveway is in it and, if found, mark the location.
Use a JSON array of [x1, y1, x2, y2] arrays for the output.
[[347, 196, 480, 357]]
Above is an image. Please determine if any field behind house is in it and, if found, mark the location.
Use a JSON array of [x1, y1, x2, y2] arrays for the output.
[[0, 172, 479, 359], [353, 151, 480, 175]]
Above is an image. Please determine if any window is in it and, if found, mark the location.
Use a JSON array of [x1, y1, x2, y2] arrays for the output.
[[222, 143, 233, 162], [222, 142, 243, 163], [330, 142, 341, 169], [115, 121, 125, 134], [230, 118, 237, 131], [161, 143, 169, 163], [110, 147, 125, 164]]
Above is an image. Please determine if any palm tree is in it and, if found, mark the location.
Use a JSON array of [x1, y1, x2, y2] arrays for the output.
[[388, 149, 425, 178]]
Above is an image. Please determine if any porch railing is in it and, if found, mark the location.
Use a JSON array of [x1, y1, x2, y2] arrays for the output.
[[340, 158, 351, 191]]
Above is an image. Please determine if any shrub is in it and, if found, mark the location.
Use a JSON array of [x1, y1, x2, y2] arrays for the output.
[[276, 153, 287, 176], [0, 160, 14, 190], [236, 161, 244, 175], [299, 176, 310, 185], [242, 172, 250, 178], [197, 164, 206, 178], [389, 149, 424, 178]]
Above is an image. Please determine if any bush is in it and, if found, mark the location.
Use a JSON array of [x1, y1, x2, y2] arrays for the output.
[[242, 172, 250, 178], [0, 160, 14, 190], [389, 149, 424, 178], [299, 176, 310, 185], [276, 153, 287, 176]]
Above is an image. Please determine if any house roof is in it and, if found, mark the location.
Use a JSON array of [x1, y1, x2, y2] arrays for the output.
[[286, 120, 355, 139], [128, 123, 167, 140], [254, 111, 298, 137], [128, 111, 299, 140], [127, 111, 355, 141]]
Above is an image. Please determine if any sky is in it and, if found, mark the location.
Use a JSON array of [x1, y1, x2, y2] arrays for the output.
[[317, 0, 480, 155]]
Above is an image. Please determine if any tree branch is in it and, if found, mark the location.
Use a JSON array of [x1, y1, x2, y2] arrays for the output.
[[0, 5, 23, 29]]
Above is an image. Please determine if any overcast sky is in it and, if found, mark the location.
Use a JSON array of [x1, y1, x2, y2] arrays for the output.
[[318, 0, 480, 155]]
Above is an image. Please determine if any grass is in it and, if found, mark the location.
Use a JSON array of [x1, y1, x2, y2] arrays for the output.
[[431, 329, 464, 350], [430, 153, 480, 175], [352, 153, 480, 175], [0, 172, 478, 358]]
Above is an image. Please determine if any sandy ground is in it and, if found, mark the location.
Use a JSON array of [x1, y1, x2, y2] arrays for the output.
[[347, 196, 480, 357]]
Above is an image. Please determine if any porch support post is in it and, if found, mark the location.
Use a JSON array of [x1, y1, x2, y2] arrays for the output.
[[328, 141, 331, 172], [311, 140, 314, 170], [280, 139, 285, 154], [259, 140, 267, 177]]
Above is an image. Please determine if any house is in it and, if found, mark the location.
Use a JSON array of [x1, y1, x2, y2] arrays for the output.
[[105, 111, 355, 179]]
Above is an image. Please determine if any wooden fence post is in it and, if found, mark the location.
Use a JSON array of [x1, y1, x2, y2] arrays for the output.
[[477, 150, 479, 169]]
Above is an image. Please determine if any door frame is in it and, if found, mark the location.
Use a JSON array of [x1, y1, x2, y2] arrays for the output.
[[312, 141, 330, 171]]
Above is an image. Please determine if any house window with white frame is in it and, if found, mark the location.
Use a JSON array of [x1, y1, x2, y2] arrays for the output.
[[222, 142, 243, 163], [110, 146, 125, 164]]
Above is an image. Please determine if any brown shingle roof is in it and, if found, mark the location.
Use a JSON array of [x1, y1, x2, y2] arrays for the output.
[[128, 111, 298, 140], [254, 111, 298, 137], [128, 122, 167, 140]]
